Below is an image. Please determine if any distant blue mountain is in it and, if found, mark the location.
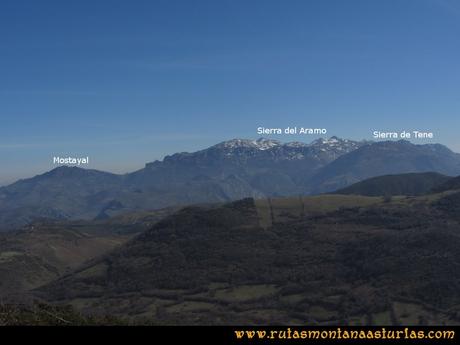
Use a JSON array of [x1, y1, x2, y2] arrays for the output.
[[1, 137, 460, 231]]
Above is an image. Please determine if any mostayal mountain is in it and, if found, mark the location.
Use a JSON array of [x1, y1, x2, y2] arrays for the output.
[[1, 136, 460, 231]]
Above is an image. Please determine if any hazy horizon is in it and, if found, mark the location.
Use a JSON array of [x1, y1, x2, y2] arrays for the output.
[[1, 134, 458, 186]]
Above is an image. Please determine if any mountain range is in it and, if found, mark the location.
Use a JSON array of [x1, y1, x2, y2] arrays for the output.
[[2, 137, 460, 231]]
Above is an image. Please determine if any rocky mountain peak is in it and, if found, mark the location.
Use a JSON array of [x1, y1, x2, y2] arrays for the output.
[[214, 138, 282, 151]]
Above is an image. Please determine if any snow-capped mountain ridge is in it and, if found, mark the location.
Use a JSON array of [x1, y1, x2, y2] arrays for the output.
[[2, 137, 460, 231], [214, 136, 366, 152], [214, 138, 282, 151]]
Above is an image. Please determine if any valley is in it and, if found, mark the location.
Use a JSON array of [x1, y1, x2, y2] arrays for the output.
[[0, 178, 458, 325], [0, 207, 178, 296]]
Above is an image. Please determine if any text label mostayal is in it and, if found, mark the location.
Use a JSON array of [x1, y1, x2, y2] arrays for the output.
[[53, 156, 89, 166]]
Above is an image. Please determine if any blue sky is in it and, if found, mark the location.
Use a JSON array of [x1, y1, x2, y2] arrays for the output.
[[1, 0, 460, 184]]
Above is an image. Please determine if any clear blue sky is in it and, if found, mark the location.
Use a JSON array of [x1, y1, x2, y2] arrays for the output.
[[1, 0, 460, 184]]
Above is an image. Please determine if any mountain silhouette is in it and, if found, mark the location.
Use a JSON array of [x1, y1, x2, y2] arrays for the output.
[[1, 137, 460, 231]]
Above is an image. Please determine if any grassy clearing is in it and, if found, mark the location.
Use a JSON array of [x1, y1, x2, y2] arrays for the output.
[[213, 284, 278, 303], [279, 293, 306, 305], [393, 301, 430, 325], [166, 301, 215, 313], [372, 311, 392, 325], [348, 315, 369, 326], [74, 263, 108, 278], [308, 305, 338, 321], [0, 251, 23, 263], [255, 194, 381, 228]]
